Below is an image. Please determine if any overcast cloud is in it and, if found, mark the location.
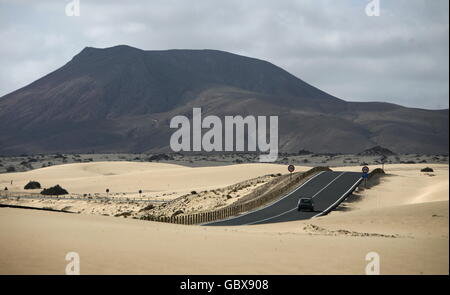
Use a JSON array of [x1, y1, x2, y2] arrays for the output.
[[0, 0, 448, 109]]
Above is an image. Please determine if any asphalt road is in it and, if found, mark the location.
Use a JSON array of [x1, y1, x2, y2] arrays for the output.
[[206, 171, 362, 226]]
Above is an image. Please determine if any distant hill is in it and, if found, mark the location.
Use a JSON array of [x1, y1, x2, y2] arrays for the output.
[[358, 146, 396, 156], [0, 45, 448, 155]]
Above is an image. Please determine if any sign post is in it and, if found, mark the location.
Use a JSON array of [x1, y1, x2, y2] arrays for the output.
[[362, 166, 369, 188], [288, 164, 295, 180]]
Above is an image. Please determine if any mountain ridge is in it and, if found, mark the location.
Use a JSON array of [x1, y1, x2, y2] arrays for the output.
[[0, 45, 448, 155]]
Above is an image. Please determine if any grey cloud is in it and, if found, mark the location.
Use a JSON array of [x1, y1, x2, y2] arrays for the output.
[[0, 0, 448, 109]]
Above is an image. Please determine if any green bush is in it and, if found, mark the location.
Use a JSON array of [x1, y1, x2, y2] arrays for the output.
[[24, 181, 41, 190], [41, 185, 68, 196]]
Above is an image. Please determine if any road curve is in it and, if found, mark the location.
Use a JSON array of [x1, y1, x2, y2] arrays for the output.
[[206, 171, 362, 226]]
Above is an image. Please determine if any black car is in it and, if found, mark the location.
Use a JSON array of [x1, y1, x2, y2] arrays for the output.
[[297, 197, 314, 212]]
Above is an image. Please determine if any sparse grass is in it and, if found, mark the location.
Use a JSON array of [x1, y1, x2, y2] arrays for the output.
[[24, 181, 41, 190], [421, 167, 434, 173], [41, 185, 68, 195]]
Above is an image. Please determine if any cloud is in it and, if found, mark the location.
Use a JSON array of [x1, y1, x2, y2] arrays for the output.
[[0, 0, 448, 109]]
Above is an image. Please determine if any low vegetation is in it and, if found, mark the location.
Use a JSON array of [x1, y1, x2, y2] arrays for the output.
[[40, 185, 68, 196], [421, 167, 434, 173], [24, 181, 41, 190]]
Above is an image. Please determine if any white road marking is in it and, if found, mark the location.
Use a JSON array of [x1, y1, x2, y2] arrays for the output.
[[245, 172, 347, 225], [310, 172, 346, 199], [245, 208, 297, 225], [202, 171, 326, 225], [312, 177, 362, 218]]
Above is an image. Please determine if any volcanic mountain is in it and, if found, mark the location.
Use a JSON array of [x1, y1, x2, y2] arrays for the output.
[[0, 45, 448, 155]]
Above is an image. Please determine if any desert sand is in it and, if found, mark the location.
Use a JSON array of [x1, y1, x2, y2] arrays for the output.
[[0, 161, 288, 199], [0, 163, 448, 274]]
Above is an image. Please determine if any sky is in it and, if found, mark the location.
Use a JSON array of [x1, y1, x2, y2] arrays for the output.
[[0, 0, 448, 109]]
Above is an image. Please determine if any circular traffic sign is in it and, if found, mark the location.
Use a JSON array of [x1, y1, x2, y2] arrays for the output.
[[288, 164, 295, 173], [362, 166, 369, 173]]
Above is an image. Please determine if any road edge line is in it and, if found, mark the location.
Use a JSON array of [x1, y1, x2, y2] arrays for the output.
[[312, 177, 362, 218], [202, 170, 327, 226]]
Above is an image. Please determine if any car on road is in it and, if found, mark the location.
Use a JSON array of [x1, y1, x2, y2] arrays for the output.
[[297, 197, 315, 212]]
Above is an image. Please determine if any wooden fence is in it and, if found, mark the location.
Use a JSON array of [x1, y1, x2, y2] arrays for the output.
[[141, 166, 332, 225]]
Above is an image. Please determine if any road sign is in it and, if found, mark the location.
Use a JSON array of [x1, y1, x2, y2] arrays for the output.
[[362, 166, 369, 173], [362, 167, 370, 188], [288, 164, 295, 173]]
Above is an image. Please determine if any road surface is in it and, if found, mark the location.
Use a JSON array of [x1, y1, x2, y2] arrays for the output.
[[206, 171, 362, 226]]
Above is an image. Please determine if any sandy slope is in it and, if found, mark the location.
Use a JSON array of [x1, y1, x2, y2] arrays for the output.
[[0, 161, 290, 198], [0, 201, 447, 275], [334, 164, 449, 209], [0, 163, 448, 274]]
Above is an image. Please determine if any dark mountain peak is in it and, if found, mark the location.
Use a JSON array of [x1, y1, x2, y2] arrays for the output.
[[0, 45, 447, 155], [72, 45, 143, 61], [82, 44, 142, 53]]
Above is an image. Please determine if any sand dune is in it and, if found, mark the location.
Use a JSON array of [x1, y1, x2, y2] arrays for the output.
[[0, 200, 447, 274], [0, 161, 291, 198], [0, 163, 447, 274], [333, 164, 448, 210]]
